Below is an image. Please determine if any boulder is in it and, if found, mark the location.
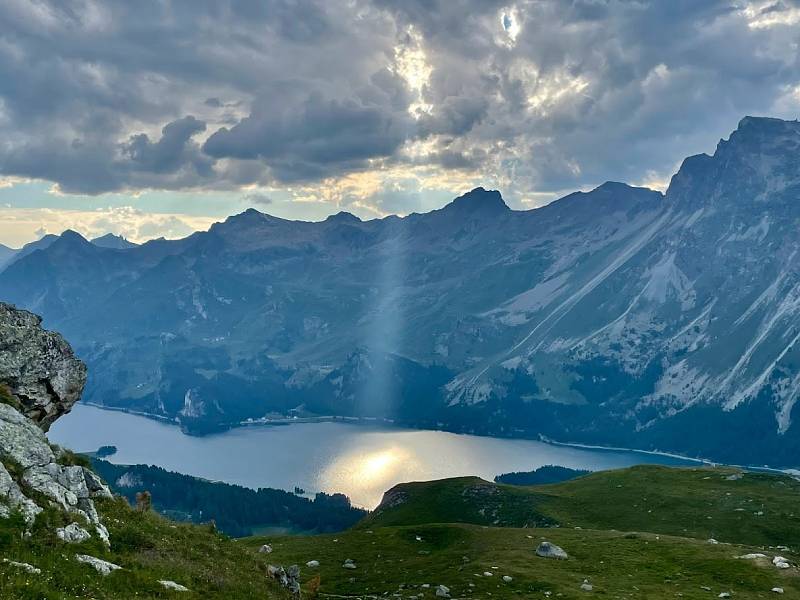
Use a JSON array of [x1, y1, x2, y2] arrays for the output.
[[258, 544, 273, 554], [83, 469, 113, 499], [0, 307, 114, 544], [159, 580, 189, 592], [75, 554, 121, 576], [0, 462, 41, 523], [0, 303, 86, 429], [0, 404, 110, 541], [267, 564, 301, 595], [56, 522, 91, 544], [536, 541, 568, 560], [2, 558, 41, 574], [342, 558, 356, 569], [773, 556, 790, 569], [306, 560, 320, 568], [435, 584, 451, 598]]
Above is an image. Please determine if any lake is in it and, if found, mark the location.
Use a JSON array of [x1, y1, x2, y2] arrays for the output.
[[50, 404, 697, 509]]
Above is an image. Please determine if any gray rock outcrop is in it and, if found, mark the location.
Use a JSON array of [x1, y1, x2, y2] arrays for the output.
[[0, 303, 111, 545], [3, 558, 42, 574], [75, 554, 121, 576], [267, 564, 301, 595], [0, 303, 86, 429], [535, 541, 568, 560], [0, 403, 111, 542], [56, 522, 92, 543], [159, 580, 189, 592]]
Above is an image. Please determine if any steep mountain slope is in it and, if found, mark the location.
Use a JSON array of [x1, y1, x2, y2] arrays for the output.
[[0, 234, 58, 272], [0, 244, 15, 271], [1, 117, 799, 465]]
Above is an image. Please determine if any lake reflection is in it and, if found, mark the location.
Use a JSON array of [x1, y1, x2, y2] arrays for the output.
[[50, 404, 695, 508]]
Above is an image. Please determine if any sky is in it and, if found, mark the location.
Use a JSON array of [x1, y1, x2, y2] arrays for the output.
[[1, 0, 799, 248]]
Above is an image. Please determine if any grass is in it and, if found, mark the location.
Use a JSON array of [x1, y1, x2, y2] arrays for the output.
[[359, 476, 557, 529], [0, 383, 23, 412], [250, 524, 798, 599], [244, 465, 800, 599], [54, 447, 93, 469], [2, 462, 798, 598], [535, 465, 800, 547], [364, 465, 800, 548], [0, 497, 291, 599]]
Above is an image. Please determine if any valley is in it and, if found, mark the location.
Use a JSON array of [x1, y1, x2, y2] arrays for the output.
[[3, 117, 800, 468]]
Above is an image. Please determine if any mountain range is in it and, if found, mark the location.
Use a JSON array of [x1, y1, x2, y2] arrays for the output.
[[0, 233, 137, 271], [2, 116, 799, 467]]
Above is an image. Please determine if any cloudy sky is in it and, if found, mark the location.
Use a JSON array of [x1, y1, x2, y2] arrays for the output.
[[1, 0, 799, 247]]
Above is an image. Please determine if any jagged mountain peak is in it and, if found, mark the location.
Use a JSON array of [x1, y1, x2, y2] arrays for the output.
[[441, 187, 509, 216], [91, 233, 138, 249], [212, 207, 287, 233], [716, 115, 800, 159], [325, 211, 362, 224], [667, 115, 800, 206], [49, 230, 95, 253]]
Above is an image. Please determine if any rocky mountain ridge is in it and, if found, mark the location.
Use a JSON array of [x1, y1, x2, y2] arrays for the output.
[[1, 116, 799, 466]]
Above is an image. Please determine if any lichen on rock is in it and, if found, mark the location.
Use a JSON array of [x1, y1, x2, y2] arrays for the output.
[[0, 302, 86, 429], [0, 303, 111, 545]]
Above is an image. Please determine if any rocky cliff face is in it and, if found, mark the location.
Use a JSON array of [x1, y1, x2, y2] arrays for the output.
[[0, 302, 86, 429], [0, 303, 110, 543]]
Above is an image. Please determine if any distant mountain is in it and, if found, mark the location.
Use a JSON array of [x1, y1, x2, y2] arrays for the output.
[[0, 243, 16, 270], [0, 234, 59, 272], [90, 233, 139, 250], [2, 116, 800, 467]]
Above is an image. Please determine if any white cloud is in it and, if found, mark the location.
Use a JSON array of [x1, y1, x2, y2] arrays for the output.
[[742, 1, 800, 28]]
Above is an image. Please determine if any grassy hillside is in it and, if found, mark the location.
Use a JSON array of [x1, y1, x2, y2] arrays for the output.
[[0, 497, 290, 599], [365, 465, 800, 547], [247, 465, 799, 599], [253, 524, 797, 599], [3, 464, 797, 598]]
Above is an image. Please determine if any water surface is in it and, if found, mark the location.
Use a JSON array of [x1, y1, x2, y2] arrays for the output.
[[50, 404, 695, 508]]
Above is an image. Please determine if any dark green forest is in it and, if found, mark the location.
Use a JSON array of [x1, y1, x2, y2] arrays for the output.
[[91, 459, 366, 537], [494, 464, 590, 486]]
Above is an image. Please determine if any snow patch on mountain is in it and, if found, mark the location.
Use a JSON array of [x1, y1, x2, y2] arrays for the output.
[[641, 252, 695, 308]]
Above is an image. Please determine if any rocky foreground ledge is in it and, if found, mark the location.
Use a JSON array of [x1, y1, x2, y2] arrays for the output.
[[0, 302, 110, 542], [0, 302, 86, 429]]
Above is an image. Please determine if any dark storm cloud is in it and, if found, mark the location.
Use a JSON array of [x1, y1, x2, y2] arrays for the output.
[[0, 0, 799, 201], [203, 92, 411, 181], [125, 116, 211, 175]]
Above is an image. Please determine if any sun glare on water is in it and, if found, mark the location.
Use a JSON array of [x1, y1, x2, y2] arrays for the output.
[[318, 446, 419, 508]]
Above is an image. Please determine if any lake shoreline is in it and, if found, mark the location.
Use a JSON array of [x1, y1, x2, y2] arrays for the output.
[[77, 401, 753, 472], [78, 401, 800, 476], [51, 403, 700, 509]]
